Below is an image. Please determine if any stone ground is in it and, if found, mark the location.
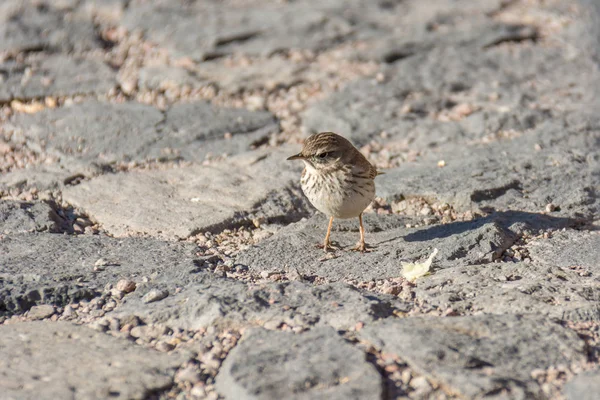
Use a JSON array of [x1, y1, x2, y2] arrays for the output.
[[0, 0, 599, 399]]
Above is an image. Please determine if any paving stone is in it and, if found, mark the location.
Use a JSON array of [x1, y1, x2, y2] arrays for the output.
[[216, 327, 382, 400], [236, 213, 541, 282], [7, 101, 164, 163], [137, 65, 207, 91], [26, 304, 56, 320], [527, 230, 600, 270], [0, 0, 100, 55], [576, 0, 600, 66], [153, 101, 279, 162], [563, 368, 600, 400], [376, 123, 600, 219], [352, 5, 537, 62], [303, 45, 570, 145], [0, 321, 185, 400], [0, 200, 67, 234], [115, 277, 407, 332], [0, 161, 99, 191], [194, 57, 312, 93], [0, 55, 116, 102], [6, 100, 278, 164], [413, 259, 600, 322], [0, 233, 201, 315], [359, 314, 587, 399], [62, 148, 309, 239], [121, 0, 353, 60]]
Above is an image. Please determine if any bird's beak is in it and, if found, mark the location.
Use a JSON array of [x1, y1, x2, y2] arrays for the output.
[[286, 153, 304, 161]]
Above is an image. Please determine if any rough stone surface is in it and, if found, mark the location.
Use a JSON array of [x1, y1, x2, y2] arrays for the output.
[[528, 230, 600, 270], [0, 0, 100, 55], [0, 233, 200, 314], [155, 102, 278, 162], [375, 130, 600, 219], [194, 57, 312, 93], [563, 369, 600, 400], [216, 327, 382, 400], [116, 279, 407, 331], [360, 314, 587, 399], [0, 161, 97, 192], [26, 304, 55, 320], [236, 213, 552, 282], [7, 101, 164, 162], [137, 65, 206, 91], [121, 0, 354, 60], [63, 148, 309, 239], [0, 55, 116, 102], [0, 321, 185, 400], [413, 260, 600, 322], [0, 200, 67, 234], [6, 100, 278, 164]]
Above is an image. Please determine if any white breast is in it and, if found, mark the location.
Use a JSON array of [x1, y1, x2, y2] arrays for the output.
[[300, 164, 375, 219]]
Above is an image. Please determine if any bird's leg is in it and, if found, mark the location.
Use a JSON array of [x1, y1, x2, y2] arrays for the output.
[[352, 213, 368, 252], [320, 216, 338, 252]]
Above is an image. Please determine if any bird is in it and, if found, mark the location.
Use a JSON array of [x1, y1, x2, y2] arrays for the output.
[[287, 132, 378, 252]]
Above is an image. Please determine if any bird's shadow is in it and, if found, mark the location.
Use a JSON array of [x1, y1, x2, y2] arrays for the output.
[[403, 210, 592, 242]]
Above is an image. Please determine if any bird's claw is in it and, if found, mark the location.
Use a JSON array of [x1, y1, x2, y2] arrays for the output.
[[351, 242, 370, 253], [317, 241, 339, 252]]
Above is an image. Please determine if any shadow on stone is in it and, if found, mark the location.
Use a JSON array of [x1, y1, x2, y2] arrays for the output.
[[404, 210, 583, 242]]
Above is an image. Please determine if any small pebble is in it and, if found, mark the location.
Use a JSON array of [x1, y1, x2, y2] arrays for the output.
[[142, 289, 169, 304], [190, 385, 206, 398], [130, 324, 169, 339], [116, 279, 137, 294], [110, 288, 125, 300], [95, 258, 109, 267], [27, 304, 55, 320], [410, 376, 431, 391], [90, 319, 109, 332], [156, 341, 176, 352], [176, 366, 202, 383]]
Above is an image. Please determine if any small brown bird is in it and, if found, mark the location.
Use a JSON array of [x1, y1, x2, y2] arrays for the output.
[[287, 132, 378, 252]]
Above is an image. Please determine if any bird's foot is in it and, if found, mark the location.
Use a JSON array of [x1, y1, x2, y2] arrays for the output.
[[351, 241, 370, 253], [317, 241, 340, 252]]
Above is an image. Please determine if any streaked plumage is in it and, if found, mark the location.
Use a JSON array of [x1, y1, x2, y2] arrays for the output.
[[287, 132, 378, 252]]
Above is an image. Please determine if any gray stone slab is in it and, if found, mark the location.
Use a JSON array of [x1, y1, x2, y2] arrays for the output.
[[563, 368, 600, 400], [353, 3, 538, 62], [0, 321, 185, 400], [154, 102, 278, 161], [121, 1, 353, 60], [62, 148, 309, 239], [115, 279, 407, 331], [376, 123, 600, 219], [413, 260, 600, 322], [0, 55, 116, 102], [0, 161, 100, 191], [236, 213, 533, 282], [7, 101, 164, 163], [0, 233, 201, 314], [303, 45, 578, 145], [359, 314, 587, 399], [0, 0, 100, 55], [574, 0, 600, 66], [0, 200, 67, 234], [194, 57, 312, 93], [6, 100, 278, 164], [216, 327, 382, 400], [137, 65, 207, 91], [527, 230, 600, 270]]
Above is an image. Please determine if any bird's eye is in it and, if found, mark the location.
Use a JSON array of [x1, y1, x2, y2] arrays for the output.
[[318, 152, 330, 159]]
